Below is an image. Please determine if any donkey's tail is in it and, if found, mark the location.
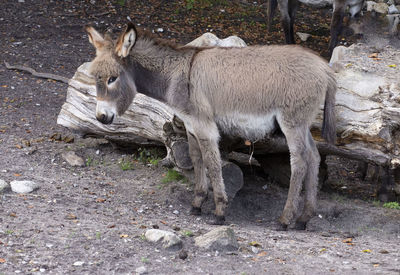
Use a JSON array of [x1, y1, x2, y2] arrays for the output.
[[321, 75, 337, 144]]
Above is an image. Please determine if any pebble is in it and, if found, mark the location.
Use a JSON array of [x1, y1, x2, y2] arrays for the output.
[[10, 180, 39, 193], [0, 179, 9, 192], [72, 261, 85, 266], [156, 28, 164, 33], [135, 265, 148, 274], [178, 249, 188, 260], [173, 210, 179, 215]]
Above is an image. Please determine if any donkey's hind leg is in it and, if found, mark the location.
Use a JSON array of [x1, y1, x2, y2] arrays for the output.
[[278, 124, 309, 229], [195, 124, 228, 225], [187, 132, 208, 216], [295, 131, 321, 230]]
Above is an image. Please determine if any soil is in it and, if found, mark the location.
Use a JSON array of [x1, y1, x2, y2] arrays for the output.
[[0, 0, 399, 274]]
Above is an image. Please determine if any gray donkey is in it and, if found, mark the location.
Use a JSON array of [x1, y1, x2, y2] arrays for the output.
[[85, 23, 336, 229]]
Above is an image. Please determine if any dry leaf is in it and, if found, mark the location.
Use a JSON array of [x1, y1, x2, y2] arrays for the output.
[[388, 64, 397, 68], [15, 144, 22, 149], [373, 264, 380, 267], [120, 234, 129, 238], [342, 238, 353, 243], [368, 53, 378, 58], [66, 213, 77, 220], [9, 213, 17, 217], [244, 140, 251, 146], [14, 173, 22, 177], [0, 258, 6, 263], [249, 241, 262, 247], [95, 198, 106, 203], [362, 249, 371, 253], [257, 251, 268, 257]]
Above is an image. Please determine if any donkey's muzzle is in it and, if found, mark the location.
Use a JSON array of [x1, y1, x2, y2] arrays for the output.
[[96, 113, 114, 125]]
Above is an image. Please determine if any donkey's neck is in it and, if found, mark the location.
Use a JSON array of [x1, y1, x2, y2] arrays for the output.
[[127, 37, 196, 109], [131, 38, 192, 73]]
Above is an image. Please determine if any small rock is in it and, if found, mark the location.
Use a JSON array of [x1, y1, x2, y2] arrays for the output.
[[135, 266, 147, 275], [178, 249, 188, 260], [0, 179, 10, 192], [173, 210, 179, 215], [194, 226, 239, 251], [145, 229, 182, 249], [388, 4, 399, 13], [10, 180, 39, 193], [296, 32, 311, 42], [251, 246, 259, 254], [62, 151, 85, 167], [156, 27, 164, 33], [72, 261, 84, 266]]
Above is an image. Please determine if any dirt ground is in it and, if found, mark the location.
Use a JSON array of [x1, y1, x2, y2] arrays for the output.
[[0, 0, 399, 274]]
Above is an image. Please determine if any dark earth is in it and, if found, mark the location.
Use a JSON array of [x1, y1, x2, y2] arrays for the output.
[[1, 0, 399, 274]]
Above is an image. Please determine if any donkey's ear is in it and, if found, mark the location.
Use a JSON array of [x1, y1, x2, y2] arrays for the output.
[[115, 23, 137, 58], [85, 26, 105, 50]]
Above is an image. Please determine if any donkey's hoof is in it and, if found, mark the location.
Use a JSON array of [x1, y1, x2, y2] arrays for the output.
[[276, 223, 288, 231], [190, 207, 202, 216], [209, 215, 225, 225], [294, 221, 307, 230]]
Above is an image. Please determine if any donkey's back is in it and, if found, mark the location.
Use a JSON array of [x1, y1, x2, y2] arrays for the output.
[[190, 45, 336, 141]]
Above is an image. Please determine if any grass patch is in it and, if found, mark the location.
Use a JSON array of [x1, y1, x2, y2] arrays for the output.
[[162, 169, 186, 183], [383, 202, 400, 210], [134, 147, 163, 165], [119, 158, 135, 171], [181, 230, 194, 237]]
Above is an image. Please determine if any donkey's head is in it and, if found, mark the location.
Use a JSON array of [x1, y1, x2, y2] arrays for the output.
[[85, 24, 138, 124]]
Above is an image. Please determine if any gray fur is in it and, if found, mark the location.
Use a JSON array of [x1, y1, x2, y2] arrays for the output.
[[86, 24, 337, 228]]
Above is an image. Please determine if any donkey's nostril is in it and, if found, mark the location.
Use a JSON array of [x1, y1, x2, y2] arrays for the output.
[[96, 113, 107, 124], [96, 113, 114, 124]]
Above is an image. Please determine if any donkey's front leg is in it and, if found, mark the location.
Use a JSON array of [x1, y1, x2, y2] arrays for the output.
[[196, 128, 228, 225], [187, 132, 208, 216]]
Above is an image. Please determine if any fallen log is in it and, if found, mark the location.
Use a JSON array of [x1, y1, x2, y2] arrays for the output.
[[57, 36, 400, 199]]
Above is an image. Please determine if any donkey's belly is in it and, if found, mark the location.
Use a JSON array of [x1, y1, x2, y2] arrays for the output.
[[216, 112, 278, 141]]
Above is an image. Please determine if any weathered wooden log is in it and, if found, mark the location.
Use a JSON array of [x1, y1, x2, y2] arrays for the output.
[[57, 38, 400, 198]]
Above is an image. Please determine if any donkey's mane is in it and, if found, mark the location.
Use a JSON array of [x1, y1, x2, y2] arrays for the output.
[[136, 28, 206, 52]]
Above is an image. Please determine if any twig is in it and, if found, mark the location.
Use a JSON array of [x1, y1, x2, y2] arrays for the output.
[[4, 61, 69, 84]]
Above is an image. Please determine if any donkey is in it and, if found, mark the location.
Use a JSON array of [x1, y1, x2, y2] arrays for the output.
[[267, 0, 365, 54], [85, 23, 336, 229]]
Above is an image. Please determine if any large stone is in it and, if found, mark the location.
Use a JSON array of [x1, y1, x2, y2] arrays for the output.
[[375, 2, 389, 13], [388, 4, 399, 13], [194, 226, 239, 251], [144, 229, 182, 249], [185, 32, 246, 48], [0, 179, 9, 192], [62, 151, 85, 167], [10, 180, 39, 193]]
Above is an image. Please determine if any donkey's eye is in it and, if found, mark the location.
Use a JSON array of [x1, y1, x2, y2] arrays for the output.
[[107, 76, 117, 85]]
